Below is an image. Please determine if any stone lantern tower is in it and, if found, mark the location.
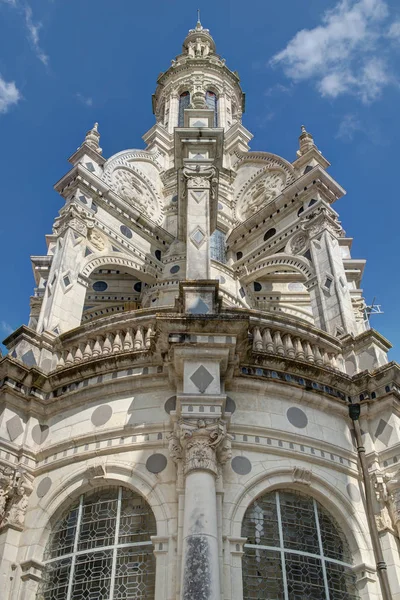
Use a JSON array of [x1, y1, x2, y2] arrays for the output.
[[1, 16, 400, 600]]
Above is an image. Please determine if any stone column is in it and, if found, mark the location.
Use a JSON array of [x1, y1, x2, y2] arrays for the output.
[[169, 418, 231, 600]]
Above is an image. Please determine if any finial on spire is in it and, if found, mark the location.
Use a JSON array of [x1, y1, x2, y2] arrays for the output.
[[298, 124, 315, 156], [83, 122, 102, 154]]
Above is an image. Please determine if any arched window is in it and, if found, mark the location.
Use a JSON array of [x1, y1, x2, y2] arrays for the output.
[[205, 91, 218, 126], [178, 91, 190, 126], [210, 229, 226, 263], [38, 487, 157, 600], [242, 490, 359, 600]]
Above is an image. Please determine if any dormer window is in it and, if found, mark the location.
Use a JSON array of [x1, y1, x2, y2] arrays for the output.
[[178, 91, 190, 126], [205, 91, 218, 126]]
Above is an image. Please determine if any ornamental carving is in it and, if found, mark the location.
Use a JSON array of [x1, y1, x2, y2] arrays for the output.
[[53, 203, 93, 237], [87, 227, 106, 251], [168, 418, 231, 476], [181, 165, 219, 202], [288, 233, 308, 255], [372, 470, 400, 536], [113, 169, 159, 220], [236, 170, 286, 221], [0, 467, 33, 530], [302, 207, 344, 239]]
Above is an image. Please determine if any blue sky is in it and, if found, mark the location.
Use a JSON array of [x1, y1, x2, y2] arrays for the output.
[[0, 0, 399, 360]]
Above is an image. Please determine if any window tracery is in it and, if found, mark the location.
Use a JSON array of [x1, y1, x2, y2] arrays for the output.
[[242, 490, 359, 599], [37, 487, 156, 600]]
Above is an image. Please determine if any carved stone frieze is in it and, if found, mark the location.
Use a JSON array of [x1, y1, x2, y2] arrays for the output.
[[168, 418, 230, 476], [0, 466, 33, 530], [236, 170, 286, 221]]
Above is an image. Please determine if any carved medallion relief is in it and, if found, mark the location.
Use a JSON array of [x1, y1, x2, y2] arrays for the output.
[[236, 170, 286, 221], [112, 168, 160, 222]]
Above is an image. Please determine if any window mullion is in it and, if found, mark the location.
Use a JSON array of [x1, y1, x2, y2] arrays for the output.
[[108, 487, 122, 600], [66, 495, 84, 600], [313, 498, 330, 600], [276, 491, 289, 600]]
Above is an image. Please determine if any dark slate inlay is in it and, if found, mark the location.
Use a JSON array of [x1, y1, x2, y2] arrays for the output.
[[134, 282, 142, 292], [346, 483, 361, 502], [231, 456, 252, 475], [170, 265, 180, 274], [374, 419, 393, 446], [93, 281, 108, 292], [120, 224, 133, 239], [37, 477, 52, 498], [32, 424, 49, 445], [165, 396, 177, 414], [146, 454, 167, 474], [190, 365, 214, 394], [6, 415, 24, 441], [287, 407, 308, 429], [21, 350, 37, 367], [225, 397, 236, 414], [187, 297, 210, 315], [91, 405, 113, 427]]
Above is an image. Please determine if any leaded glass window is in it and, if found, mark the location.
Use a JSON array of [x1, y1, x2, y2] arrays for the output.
[[37, 487, 156, 600], [178, 91, 190, 126], [210, 229, 226, 263], [205, 91, 218, 126], [242, 490, 359, 600]]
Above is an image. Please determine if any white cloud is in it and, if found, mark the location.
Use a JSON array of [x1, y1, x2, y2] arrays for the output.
[[24, 5, 48, 65], [76, 93, 93, 107], [270, 0, 397, 103], [387, 21, 400, 39], [0, 75, 20, 113], [336, 113, 362, 141], [0, 321, 13, 336]]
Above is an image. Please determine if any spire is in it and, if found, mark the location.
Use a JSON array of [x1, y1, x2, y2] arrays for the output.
[[298, 124, 315, 156], [83, 122, 102, 154], [183, 14, 216, 57]]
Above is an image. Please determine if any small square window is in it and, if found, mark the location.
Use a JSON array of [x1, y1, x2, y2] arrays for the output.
[[63, 276, 71, 287]]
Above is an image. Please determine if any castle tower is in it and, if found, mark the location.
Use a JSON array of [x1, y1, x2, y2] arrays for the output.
[[0, 17, 399, 600]]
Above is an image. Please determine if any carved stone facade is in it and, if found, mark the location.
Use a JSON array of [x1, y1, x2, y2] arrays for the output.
[[0, 15, 399, 600]]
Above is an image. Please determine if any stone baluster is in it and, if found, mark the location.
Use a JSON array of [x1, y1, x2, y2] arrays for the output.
[[74, 344, 83, 363], [322, 350, 330, 367], [253, 328, 263, 351], [284, 334, 295, 358], [134, 327, 144, 350], [273, 331, 285, 356], [65, 348, 74, 366], [92, 336, 103, 357], [56, 351, 65, 369], [83, 340, 93, 360], [102, 333, 112, 355], [304, 342, 314, 363], [330, 353, 338, 370], [313, 346, 323, 366], [263, 328, 274, 353], [113, 331, 122, 353], [145, 325, 153, 349], [123, 328, 133, 351], [294, 337, 305, 360]]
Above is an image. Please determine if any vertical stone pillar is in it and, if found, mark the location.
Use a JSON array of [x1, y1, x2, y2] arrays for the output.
[[170, 419, 230, 600], [303, 206, 357, 336], [36, 203, 92, 334]]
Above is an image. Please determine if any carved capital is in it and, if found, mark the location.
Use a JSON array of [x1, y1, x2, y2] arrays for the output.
[[302, 206, 344, 239], [52, 203, 94, 237], [168, 418, 230, 477]]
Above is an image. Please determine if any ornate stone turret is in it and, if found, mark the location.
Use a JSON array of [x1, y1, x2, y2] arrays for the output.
[[182, 13, 216, 57], [83, 122, 102, 154]]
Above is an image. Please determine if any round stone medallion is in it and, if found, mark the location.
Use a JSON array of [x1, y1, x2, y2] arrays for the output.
[[31, 424, 49, 445], [346, 483, 361, 502], [170, 265, 180, 274], [231, 456, 252, 475], [91, 405, 113, 427], [287, 407, 308, 429], [225, 397, 236, 414], [164, 396, 177, 414], [37, 477, 52, 498], [146, 454, 168, 474]]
